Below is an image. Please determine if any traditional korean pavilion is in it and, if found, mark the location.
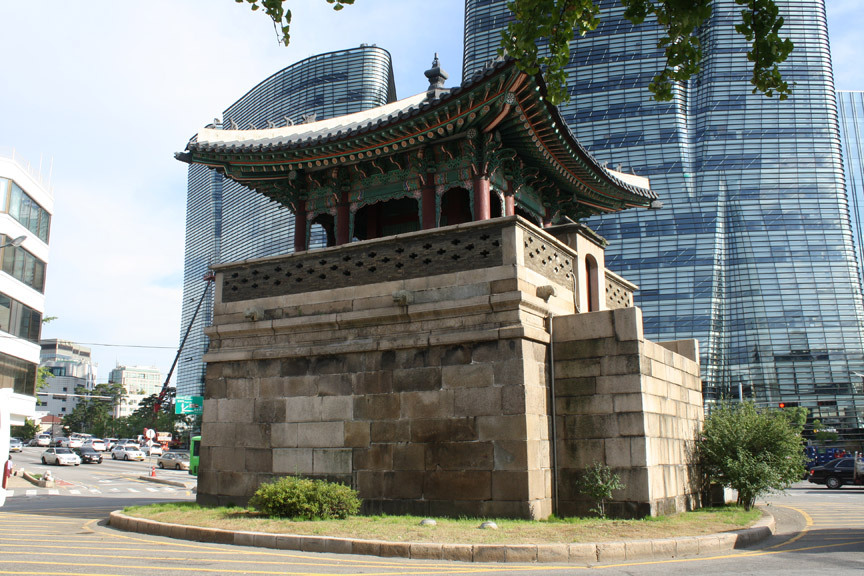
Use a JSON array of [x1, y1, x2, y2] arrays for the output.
[[177, 56, 657, 250], [174, 58, 707, 522]]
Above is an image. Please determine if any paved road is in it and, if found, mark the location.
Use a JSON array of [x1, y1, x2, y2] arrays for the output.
[[0, 474, 861, 575]]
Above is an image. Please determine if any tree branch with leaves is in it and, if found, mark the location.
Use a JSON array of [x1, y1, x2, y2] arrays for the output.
[[238, 0, 792, 105]]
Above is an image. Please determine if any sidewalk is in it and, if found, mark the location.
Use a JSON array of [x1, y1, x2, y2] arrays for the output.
[[107, 508, 777, 564]]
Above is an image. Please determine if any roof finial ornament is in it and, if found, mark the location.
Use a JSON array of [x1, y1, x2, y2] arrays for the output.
[[424, 53, 450, 101]]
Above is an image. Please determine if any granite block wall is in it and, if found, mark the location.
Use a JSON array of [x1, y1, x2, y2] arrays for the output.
[[197, 217, 703, 519], [553, 307, 703, 518]]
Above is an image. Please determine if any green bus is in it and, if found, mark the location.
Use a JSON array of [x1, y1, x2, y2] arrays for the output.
[[189, 435, 201, 476]]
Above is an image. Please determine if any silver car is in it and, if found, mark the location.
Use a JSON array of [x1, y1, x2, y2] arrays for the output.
[[9, 437, 23, 452], [111, 444, 145, 461], [156, 452, 190, 470], [41, 447, 81, 466]]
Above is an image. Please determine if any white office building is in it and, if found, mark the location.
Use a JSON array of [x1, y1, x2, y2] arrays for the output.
[[0, 150, 53, 503]]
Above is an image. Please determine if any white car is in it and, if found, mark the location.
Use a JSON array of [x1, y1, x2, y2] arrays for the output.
[[61, 437, 83, 449], [82, 438, 107, 452], [41, 447, 81, 466], [141, 444, 163, 456], [111, 444, 145, 461], [33, 434, 51, 447]]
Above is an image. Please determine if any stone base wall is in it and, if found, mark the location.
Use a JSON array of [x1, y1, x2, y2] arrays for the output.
[[198, 218, 703, 519], [199, 219, 565, 518], [553, 308, 703, 518]]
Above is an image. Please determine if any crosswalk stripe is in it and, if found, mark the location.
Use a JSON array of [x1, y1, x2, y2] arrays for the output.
[[5, 490, 12, 497], [25, 490, 35, 496], [128, 488, 140, 493], [48, 489, 59, 495], [70, 490, 81, 495]]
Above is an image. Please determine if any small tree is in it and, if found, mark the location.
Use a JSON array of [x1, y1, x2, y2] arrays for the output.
[[575, 461, 625, 518], [10, 418, 39, 441], [699, 401, 807, 510]]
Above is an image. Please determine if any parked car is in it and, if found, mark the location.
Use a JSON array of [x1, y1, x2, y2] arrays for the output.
[[50, 437, 68, 447], [33, 434, 51, 447], [141, 443, 163, 456], [9, 437, 23, 452], [41, 447, 81, 466], [156, 452, 190, 470], [74, 447, 103, 464], [81, 438, 107, 452], [103, 438, 119, 451], [807, 457, 864, 489], [111, 444, 145, 461]]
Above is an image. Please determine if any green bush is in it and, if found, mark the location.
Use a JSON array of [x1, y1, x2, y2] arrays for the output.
[[249, 476, 361, 520], [575, 461, 625, 518], [699, 401, 807, 510]]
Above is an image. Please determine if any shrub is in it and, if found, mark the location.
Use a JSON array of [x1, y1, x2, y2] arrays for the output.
[[575, 461, 625, 518], [249, 476, 361, 520]]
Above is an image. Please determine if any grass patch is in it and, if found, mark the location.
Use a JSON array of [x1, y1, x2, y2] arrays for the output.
[[123, 503, 761, 545]]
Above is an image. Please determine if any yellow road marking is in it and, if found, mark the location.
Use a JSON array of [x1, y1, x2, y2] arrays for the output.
[[764, 505, 812, 549]]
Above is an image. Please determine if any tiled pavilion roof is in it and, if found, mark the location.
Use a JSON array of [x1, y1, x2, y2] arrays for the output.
[[178, 58, 657, 219]]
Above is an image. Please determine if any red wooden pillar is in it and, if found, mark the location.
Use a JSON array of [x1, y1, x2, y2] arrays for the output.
[[422, 183, 437, 229], [473, 175, 491, 221], [504, 181, 515, 217], [336, 192, 350, 245], [293, 200, 307, 252]]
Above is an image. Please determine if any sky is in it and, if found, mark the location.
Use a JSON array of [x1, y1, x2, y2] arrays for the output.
[[0, 0, 860, 386]]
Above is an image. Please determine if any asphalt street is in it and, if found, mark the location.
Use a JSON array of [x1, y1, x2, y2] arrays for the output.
[[1, 447, 861, 575]]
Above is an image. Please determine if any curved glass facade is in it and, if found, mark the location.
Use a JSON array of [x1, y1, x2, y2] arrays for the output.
[[840, 91, 864, 296], [464, 0, 864, 438], [177, 46, 397, 396]]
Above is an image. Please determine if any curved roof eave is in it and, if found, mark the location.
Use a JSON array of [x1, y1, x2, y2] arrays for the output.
[[181, 58, 657, 209]]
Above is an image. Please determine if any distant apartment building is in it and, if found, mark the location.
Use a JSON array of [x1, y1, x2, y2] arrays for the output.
[[0, 149, 52, 458], [108, 364, 162, 418], [463, 0, 864, 438], [176, 45, 397, 396], [38, 339, 97, 417]]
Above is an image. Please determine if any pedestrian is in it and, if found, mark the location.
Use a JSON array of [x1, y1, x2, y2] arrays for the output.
[[2, 456, 12, 489]]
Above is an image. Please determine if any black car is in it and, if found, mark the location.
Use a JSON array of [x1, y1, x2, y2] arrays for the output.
[[74, 447, 103, 464], [807, 457, 861, 489]]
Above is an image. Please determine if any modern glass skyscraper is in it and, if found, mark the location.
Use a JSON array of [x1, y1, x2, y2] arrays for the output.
[[464, 0, 864, 437], [177, 46, 397, 396], [839, 91, 864, 292]]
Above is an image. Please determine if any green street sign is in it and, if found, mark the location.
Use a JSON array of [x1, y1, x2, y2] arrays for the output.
[[175, 395, 204, 415]]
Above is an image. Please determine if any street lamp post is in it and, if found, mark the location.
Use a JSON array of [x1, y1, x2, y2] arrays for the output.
[[0, 235, 26, 249]]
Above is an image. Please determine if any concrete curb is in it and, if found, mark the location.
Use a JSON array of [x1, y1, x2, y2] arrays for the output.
[[21, 470, 54, 488], [108, 509, 776, 564], [136, 475, 196, 489]]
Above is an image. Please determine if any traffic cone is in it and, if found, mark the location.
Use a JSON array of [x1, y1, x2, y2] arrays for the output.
[[150, 466, 156, 477]]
